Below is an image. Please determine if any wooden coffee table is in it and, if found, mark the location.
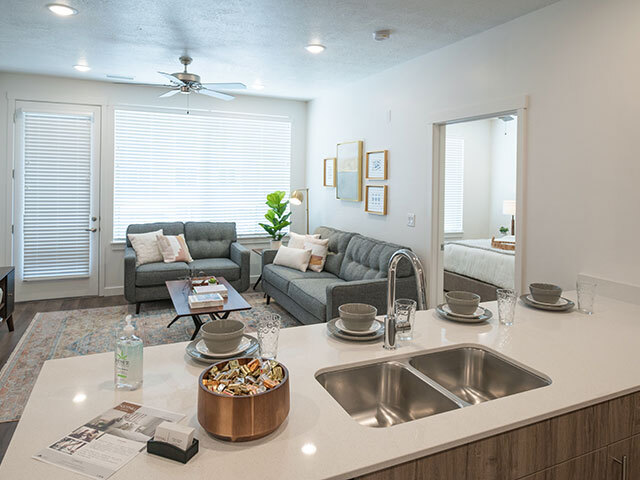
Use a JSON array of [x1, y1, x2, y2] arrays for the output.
[[165, 277, 251, 340]]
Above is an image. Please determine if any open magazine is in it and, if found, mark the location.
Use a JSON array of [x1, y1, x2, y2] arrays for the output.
[[33, 402, 184, 479]]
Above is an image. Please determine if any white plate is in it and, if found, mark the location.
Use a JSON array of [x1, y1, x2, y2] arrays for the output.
[[196, 336, 252, 357], [442, 304, 484, 318], [335, 319, 382, 336], [525, 294, 569, 307]]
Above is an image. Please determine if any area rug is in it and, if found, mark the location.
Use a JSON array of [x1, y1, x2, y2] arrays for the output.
[[0, 292, 300, 422]]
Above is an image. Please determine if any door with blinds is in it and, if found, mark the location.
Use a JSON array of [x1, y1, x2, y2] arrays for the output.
[[14, 102, 101, 301]]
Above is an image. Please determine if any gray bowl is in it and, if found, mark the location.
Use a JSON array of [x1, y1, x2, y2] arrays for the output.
[[445, 291, 481, 315], [201, 319, 245, 353], [529, 283, 562, 304], [338, 303, 377, 331]]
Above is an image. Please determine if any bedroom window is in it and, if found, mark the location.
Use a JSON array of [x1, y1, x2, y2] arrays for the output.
[[444, 137, 464, 234], [113, 108, 292, 241]]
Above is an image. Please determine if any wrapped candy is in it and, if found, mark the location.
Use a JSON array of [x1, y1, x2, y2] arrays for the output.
[[202, 358, 285, 397]]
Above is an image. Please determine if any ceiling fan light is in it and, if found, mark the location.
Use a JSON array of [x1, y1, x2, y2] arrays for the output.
[[305, 44, 326, 54], [47, 3, 78, 16]]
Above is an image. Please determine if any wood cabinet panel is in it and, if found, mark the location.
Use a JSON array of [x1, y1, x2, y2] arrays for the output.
[[606, 434, 640, 480], [356, 446, 467, 480], [633, 393, 640, 435], [356, 461, 416, 480], [520, 449, 608, 480]]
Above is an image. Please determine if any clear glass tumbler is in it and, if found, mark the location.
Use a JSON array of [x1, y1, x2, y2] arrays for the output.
[[256, 313, 281, 359], [496, 288, 517, 326], [395, 298, 417, 341], [576, 280, 597, 314]]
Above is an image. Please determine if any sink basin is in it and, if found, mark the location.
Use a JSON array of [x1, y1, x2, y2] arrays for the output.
[[315, 361, 460, 427], [409, 347, 551, 405]]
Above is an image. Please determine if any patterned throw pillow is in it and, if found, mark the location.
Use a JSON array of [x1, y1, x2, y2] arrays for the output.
[[157, 234, 194, 263], [127, 229, 164, 267], [304, 238, 329, 272]]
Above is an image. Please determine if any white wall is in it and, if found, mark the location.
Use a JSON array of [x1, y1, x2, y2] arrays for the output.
[[306, 0, 640, 291], [489, 118, 518, 236], [0, 73, 308, 298], [446, 120, 492, 239]]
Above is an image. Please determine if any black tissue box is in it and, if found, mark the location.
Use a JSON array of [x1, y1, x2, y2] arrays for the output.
[[147, 437, 199, 464]]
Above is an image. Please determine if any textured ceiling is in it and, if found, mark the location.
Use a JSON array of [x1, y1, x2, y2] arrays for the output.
[[1, 0, 559, 100]]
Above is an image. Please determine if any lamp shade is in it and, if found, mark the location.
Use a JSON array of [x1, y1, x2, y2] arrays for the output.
[[502, 200, 516, 216], [290, 190, 304, 206]]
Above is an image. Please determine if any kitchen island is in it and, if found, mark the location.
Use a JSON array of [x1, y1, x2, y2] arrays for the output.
[[1, 292, 640, 479]]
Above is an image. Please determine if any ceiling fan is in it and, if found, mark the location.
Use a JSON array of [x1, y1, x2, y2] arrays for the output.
[[157, 56, 246, 101]]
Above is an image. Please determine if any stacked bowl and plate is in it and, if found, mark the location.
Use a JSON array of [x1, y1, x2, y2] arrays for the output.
[[327, 303, 384, 341], [520, 283, 574, 311], [436, 291, 493, 323], [185, 319, 259, 363]]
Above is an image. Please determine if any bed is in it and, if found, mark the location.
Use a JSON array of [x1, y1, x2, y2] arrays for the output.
[[443, 238, 515, 301]]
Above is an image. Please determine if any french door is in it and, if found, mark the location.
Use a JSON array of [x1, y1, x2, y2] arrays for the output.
[[13, 101, 101, 301]]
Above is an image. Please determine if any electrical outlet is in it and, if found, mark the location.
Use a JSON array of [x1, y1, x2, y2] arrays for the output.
[[407, 213, 415, 227]]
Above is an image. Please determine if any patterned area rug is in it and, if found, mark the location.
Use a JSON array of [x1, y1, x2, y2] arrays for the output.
[[0, 292, 300, 422]]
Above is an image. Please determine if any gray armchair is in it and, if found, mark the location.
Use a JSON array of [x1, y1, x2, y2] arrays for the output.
[[124, 221, 250, 313]]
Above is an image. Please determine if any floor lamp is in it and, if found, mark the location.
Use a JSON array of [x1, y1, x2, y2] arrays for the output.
[[290, 188, 309, 234]]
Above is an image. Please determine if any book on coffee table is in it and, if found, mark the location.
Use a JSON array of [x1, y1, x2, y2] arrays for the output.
[[193, 284, 228, 297], [188, 293, 224, 309]]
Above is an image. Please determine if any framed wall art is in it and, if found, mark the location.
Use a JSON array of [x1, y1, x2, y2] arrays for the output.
[[365, 185, 387, 215], [366, 150, 388, 180], [323, 157, 336, 187], [336, 140, 363, 201]]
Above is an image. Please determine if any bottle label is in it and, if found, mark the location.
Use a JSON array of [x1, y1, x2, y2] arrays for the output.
[[115, 348, 130, 379]]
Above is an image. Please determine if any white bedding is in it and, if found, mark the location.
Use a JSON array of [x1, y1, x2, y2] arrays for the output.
[[444, 239, 515, 289]]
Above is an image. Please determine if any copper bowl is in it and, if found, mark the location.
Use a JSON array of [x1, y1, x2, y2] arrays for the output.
[[197, 357, 290, 442]]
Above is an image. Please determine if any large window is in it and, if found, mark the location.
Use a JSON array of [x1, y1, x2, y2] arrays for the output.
[[444, 137, 464, 234], [113, 109, 291, 241]]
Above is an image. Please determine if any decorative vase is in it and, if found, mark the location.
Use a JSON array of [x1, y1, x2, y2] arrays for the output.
[[270, 240, 282, 249]]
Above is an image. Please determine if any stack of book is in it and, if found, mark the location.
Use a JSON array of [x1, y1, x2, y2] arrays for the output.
[[193, 283, 228, 297], [188, 293, 224, 309]]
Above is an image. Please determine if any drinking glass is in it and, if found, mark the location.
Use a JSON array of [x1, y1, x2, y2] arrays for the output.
[[395, 298, 417, 341], [576, 280, 597, 314], [496, 288, 517, 326], [257, 313, 281, 359]]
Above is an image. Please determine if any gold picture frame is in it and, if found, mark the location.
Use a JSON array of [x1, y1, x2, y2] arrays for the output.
[[366, 150, 388, 180], [336, 140, 363, 202], [323, 157, 336, 187], [365, 185, 387, 215]]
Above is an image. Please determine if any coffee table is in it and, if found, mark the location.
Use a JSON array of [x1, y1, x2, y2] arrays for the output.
[[165, 277, 251, 340]]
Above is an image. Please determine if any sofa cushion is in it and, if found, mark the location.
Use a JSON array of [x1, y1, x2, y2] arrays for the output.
[[314, 226, 357, 276], [262, 264, 339, 293], [339, 235, 413, 281], [185, 222, 236, 259], [136, 262, 190, 287], [189, 258, 240, 281], [126, 222, 184, 247], [287, 278, 345, 321]]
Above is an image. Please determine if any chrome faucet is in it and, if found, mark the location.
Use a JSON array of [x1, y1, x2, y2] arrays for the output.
[[384, 249, 427, 350]]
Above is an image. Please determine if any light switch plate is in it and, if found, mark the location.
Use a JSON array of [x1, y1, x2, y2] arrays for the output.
[[407, 213, 415, 227]]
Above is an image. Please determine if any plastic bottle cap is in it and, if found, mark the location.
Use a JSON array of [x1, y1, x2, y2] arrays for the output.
[[124, 315, 134, 335]]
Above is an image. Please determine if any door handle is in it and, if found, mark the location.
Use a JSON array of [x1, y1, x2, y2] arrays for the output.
[[84, 228, 97, 232], [612, 455, 628, 480]]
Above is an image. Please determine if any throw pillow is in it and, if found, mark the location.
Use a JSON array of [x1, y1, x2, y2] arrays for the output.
[[304, 238, 329, 272], [127, 229, 163, 267], [287, 232, 321, 250], [273, 245, 312, 272], [158, 234, 194, 263]]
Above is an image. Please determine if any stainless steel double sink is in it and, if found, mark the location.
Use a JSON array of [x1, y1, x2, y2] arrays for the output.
[[315, 345, 551, 428]]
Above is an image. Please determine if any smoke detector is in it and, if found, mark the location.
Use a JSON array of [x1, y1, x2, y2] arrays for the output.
[[373, 29, 391, 41]]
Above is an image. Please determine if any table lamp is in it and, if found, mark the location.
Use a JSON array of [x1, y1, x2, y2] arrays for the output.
[[503, 200, 516, 236], [290, 188, 309, 234]]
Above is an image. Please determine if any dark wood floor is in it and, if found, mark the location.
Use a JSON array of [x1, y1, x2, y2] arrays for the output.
[[0, 295, 130, 464]]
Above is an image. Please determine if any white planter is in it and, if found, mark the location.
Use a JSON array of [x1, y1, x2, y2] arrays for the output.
[[270, 240, 282, 249]]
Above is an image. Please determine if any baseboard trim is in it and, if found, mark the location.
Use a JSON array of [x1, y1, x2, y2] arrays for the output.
[[577, 274, 640, 306], [102, 286, 124, 296]]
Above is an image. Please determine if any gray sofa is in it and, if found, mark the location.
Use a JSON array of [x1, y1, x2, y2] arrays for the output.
[[261, 226, 420, 325], [124, 221, 250, 312]]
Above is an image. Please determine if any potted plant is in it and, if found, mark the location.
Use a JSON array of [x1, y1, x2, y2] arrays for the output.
[[499, 226, 509, 236], [259, 191, 291, 249]]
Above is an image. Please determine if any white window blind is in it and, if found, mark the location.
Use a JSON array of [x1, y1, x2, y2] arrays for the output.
[[113, 109, 292, 241], [22, 112, 92, 279], [444, 137, 464, 234]]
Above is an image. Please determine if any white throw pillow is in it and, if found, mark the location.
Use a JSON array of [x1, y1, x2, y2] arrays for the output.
[[287, 232, 321, 250], [304, 239, 329, 272], [273, 245, 312, 272], [157, 234, 194, 263], [127, 229, 164, 267]]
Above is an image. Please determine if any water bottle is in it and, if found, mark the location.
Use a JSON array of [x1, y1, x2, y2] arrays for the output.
[[114, 315, 143, 390]]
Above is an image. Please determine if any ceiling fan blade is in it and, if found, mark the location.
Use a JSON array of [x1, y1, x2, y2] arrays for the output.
[[159, 89, 180, 98], [158, 71, 185, 86], [198, 88, 234, 101], [201, 82, 246, 90]]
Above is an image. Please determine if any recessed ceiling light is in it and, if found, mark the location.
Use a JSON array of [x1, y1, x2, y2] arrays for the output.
[[305, 44, 326, 54], [73, 64, 91, 72], [251, 82, 265, 91], [46, 3, 78, 16]]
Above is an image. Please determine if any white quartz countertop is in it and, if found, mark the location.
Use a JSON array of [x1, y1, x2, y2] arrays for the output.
[[2, 292, 640, 479]]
